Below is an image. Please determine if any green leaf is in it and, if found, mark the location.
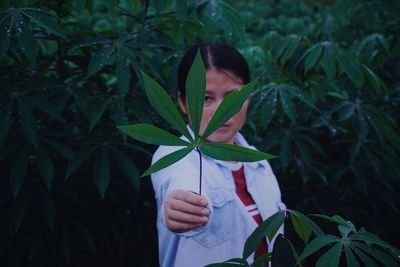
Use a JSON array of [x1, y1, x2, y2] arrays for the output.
[[87, 45, 114, 77], [280, 135, 292, 171], [44, 139, 74, 159], [16, 14, 37, 66], [321, 43, 337, 80], [74, 0, 87, 13], [66, 145, 97, 178], [21, 9, 66, 38], [201, 143, 278, 162], [186, 49, 206, 138], [297, 235, 339, 262], [93, 147, 110, 198], [141, 71, 192, 141], [9, 147, 31, 198], [287, 210, 324, 236], [271, 234, 298, 267], [290, 211, 312, 244], [344, 245, 361, 267], [10, 186, 32, 233], [110, 148, 140, 190], [304, 44, 323, 74], [17, 98, 38, 146], [0, 101, 12, 145], [88, 97, 111, 130], [335, 50, 364, 89], [349, 232, 393, 250], [242, 210, 286, 259], [118, 124, 190, 146], [35, 143, 54, 190], [142, 147, 193, 177], [315, 242, 342, 267], [280, 89, 296, 123], [310, 214, 350, 227], [0, 15, 13, 60], [352, 245, 380, 267], [116, 51, 131, 97], [361, 64, 383, 96], [280, 34, 301, 66], [176, 0, 188, 20], [259, 87, 277, 127], [201, 80, 257, 141], [352, 242, 398, 267]]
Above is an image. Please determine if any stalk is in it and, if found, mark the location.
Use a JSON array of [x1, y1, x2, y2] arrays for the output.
[[196, 147, 203, 195]]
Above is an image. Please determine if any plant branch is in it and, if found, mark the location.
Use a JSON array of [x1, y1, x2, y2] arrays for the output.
[[196, 147, 203, 195]]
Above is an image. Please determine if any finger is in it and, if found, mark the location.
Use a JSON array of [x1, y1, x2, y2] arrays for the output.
[[167, 209, 209, 224], [171, 189, 208, 207], [168, 199, 210, 216]]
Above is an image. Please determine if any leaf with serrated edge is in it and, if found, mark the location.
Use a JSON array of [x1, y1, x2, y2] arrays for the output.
[[201, 143, 277, 162], [142, 147, 193, 177], [118, 124, 190, 146], [141, 71, 192, 141], [186, 50, 206, 138]]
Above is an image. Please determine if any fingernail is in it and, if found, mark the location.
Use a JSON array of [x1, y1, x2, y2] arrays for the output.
[[201, 208, 209, 215]]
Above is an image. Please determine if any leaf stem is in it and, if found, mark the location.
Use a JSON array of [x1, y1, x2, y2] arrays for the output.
[[196, 147, 203, 195]]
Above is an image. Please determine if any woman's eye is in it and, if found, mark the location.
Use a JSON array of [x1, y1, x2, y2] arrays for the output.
[[205, 96, 211, 102]]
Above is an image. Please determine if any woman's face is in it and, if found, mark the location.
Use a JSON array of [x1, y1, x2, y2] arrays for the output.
[[178, 68, 249, 144]]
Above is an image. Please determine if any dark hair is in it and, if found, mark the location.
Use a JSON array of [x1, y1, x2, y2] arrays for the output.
[[177, 43, 250, 96]]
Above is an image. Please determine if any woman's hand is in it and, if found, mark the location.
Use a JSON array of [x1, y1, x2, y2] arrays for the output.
[[164, 189, 210, 233]]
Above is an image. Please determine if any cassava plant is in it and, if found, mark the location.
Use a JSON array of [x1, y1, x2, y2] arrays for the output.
[[206, 210, 400, 267], [117, 50, 277, 194]]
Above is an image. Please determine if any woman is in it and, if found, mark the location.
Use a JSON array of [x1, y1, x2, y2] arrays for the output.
[[151, 44, 285, 267]]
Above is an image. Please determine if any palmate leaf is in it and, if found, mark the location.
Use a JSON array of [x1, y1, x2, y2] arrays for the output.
[[271, 234, 298, 267], [35, 143, 55, 190], [87, 45, 114, 77], [93, 146, 110, 198], [344, 245, 361, 267], [242, 210, 286, 259], [116, 50, 131, 97], [118, 124, 190, 146], [141, 71, 192, 141], [289, 210, 312, 244], [297, 235, 340, 262], [15, 14, 37, 66], [0, 15, 13, 60], [21, 8, 66, 39], [315, 242, 342, 267], [201, 143, 277, 162], [142, 147, 193, 177], [186, 50, 206, 138], [201, 79, 258, 141], [352, 242, 399, 267]]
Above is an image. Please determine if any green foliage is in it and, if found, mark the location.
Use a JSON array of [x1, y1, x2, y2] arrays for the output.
[[0, 0, 399, 266], [209, 211, 400, 267], [118, 52, 275, 179]]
